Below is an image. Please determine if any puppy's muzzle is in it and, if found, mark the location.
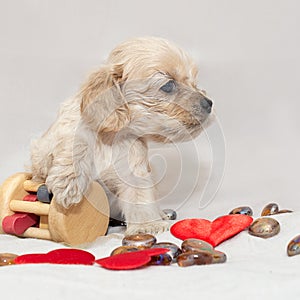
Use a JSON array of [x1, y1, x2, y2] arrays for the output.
[[200, 98, 213, 114]]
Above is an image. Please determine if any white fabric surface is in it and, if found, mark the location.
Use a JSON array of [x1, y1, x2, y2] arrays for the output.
[[1, 0, 300, 299], [1, 212, 300, 300]]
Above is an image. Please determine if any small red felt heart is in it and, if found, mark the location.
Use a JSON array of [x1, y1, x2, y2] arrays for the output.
[[170, 215, 253, 247], [95, 252, 151, 270], [14, 249, 95, 265], [14, 253, 50, 264], [95, 248, 168, 270], [138, 248, 169, 257], [47, 249, 95, 265]]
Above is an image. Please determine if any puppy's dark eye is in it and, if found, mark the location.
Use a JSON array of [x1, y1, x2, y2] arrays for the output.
[[160, 80, 176, 93]]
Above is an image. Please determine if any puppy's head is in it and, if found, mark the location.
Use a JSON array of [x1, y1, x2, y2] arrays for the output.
[[80, 37, 213, 142]]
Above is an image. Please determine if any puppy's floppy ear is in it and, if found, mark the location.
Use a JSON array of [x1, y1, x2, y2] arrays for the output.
[[79, 64, 129, 133]]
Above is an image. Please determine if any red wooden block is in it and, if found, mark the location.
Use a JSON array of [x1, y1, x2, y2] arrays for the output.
[[2, 213, 39, 235], [23, 194, 38, 202]]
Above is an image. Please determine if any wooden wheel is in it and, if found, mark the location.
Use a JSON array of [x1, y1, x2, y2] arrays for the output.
[[48, 181, 110, 245]]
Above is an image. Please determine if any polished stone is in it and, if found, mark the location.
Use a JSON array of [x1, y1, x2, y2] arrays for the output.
[[261, 203, 279, 216], [110, 246, 139, 256], [248, 217, 280, 238], [149, 253, 173, 265], [37, 184, 53, 203], [181, 238, 213, 253], [162, 209, 177, 220], [152, 242, 181, 262], [229, 206, 253, 216], [287, 235, 300, 256], [109, 218, 127, 227], [0, 253, 18, 266], [122, 234, 157, 248], [211, 250, 227, 264], [277, 209, 293, 214], [177, 251, 213, 267]]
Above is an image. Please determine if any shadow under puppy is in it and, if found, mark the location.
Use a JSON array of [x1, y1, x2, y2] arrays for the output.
[[30, 37, 213, 234]]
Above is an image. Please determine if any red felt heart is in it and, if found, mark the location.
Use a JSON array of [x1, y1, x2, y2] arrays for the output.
[[14, 249, 95, 265], [47, 249, 95, 265], [170, 215, 253, 247], [95, 248, 168, 270], [137, 248, 169, 257], [14, 253, 50, 264], [95, 251, 151, 270]]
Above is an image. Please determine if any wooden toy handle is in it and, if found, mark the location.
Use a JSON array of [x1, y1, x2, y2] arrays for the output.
[[9, 200, 50, 215]]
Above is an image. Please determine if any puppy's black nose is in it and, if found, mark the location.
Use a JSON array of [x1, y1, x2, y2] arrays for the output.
[[200, 98, 213, 113]]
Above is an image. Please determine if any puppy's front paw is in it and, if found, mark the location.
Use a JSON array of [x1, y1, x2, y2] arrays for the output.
[[126, 221, 170, 235], [46, 177, 83, 208]]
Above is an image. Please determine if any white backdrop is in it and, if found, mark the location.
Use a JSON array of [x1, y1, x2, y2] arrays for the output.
[[0, 1, 300, 299], [1, 0, 300, 217]]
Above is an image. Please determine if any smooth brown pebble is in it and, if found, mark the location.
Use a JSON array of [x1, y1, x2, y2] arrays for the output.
[[277, 209, 293, 214], [229, 206, 253, 216], [110, 246, 139, 256], [0, 253, 18, 266], [152, 242, 181, 262], [248, 217, 280, 238], [261, 203, 279, 216], [181, 238, 213, 253], [149, 253, 173, 265], [122, 234, 156, 248], [109, 217, 127, 227], [211, 250, 227, 264], [177, 251, 213, 267], [287, 235, 300, 257], [162, 209, 177, 220]]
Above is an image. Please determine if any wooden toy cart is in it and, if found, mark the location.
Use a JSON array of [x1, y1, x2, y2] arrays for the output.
[[0, 173, 110, 245]]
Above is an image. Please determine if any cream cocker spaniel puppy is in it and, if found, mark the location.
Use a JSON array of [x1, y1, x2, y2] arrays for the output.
[[30, 37, 213, 234]]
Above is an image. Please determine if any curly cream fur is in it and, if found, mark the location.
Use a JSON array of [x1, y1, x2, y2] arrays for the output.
[[30, 37, 213, 234]]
